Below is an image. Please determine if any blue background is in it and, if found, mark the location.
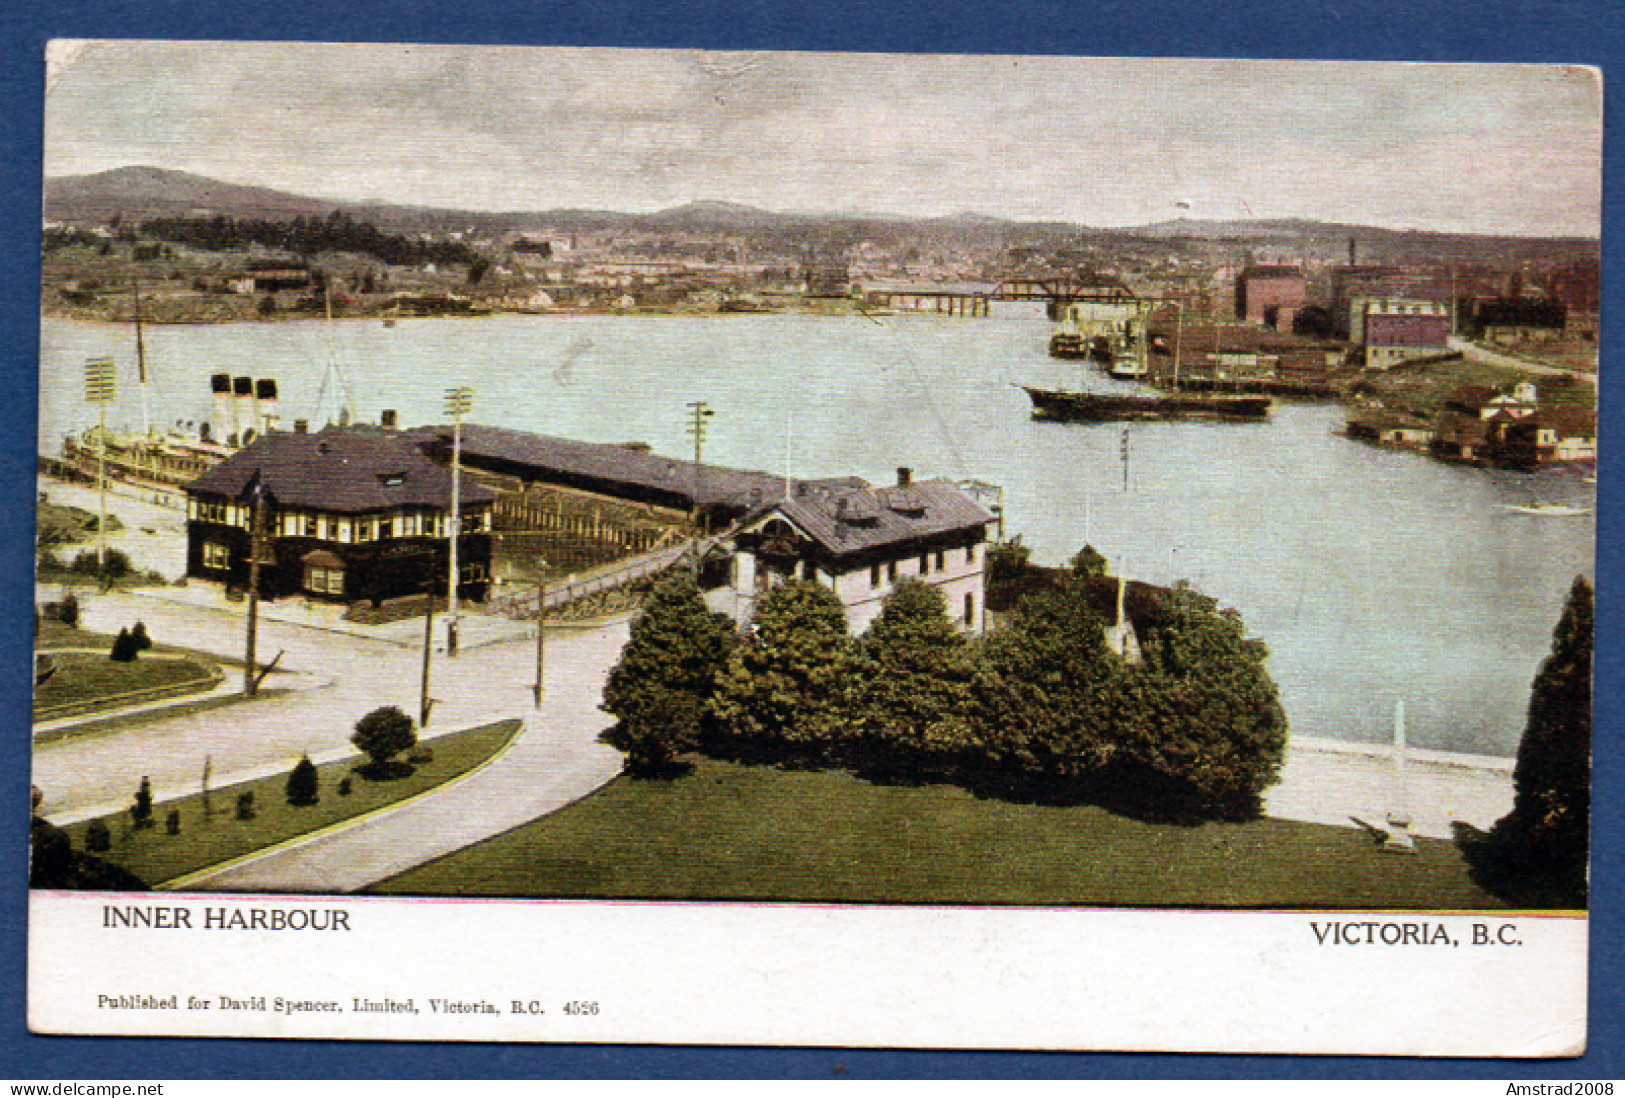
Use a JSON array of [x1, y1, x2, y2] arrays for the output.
[[1, 0, 1619, 1079]]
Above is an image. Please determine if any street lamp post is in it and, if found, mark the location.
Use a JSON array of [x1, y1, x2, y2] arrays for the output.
[[444, 386, 474, 656]]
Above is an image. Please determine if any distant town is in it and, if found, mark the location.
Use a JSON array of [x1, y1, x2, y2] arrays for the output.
[[31, 162, 1594, 913]]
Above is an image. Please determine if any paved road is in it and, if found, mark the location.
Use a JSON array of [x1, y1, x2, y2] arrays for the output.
[[1447, 336, 1596, 380], [165, 621, 627, 893], [33, 588, 625, 832]]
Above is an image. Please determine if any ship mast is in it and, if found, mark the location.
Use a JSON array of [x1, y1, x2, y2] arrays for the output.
[[133, 280, 151, 436]]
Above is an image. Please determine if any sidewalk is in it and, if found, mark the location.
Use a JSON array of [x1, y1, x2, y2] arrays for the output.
[[1267, 735, 1514, 840]]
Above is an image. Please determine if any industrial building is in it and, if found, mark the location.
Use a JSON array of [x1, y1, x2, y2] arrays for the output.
[[1234, 265, 1306, 330]]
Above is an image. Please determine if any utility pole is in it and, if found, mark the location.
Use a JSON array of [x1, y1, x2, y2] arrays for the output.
[[84, 358, 116, 576], [420, 583, 436, 728], [532, 569, 547, 710], [685, 400, 714, 530], [243, 471, 266, 696], [443, 386, 474, 656]]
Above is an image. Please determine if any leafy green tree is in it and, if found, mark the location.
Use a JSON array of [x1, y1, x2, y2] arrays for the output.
[[850, 580, 979, 782], [708, 580, 856, 765], [110, 627, 139, 662], [1110, 585, 1288, 820], [1486, 576, 1592, 906], [131, 622, 152, 652], [1070, 543, 1109, 578], [601, 573, 738, 777], [975, 578, 1119, 798], [352, 705, 418, 770], [286, 755, 320, 806]]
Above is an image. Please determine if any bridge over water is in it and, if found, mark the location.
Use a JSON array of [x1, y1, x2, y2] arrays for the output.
[[864, 275, 1138, 317]]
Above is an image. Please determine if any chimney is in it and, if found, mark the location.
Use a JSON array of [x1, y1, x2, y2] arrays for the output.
[[896, 466, 912, 487], [835, 497, 848, 521], [380, 408, 398, 430], [293, 419, 309, 434], [211, 373, 233, 445], [233, 377, 254, 444], [255, 378, 280, 434]]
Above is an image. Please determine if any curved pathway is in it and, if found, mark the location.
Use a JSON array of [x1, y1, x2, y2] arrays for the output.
[[165, 619, 628, 893]]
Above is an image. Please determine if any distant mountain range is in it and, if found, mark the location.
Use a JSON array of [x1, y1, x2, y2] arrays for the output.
[[44, 166, 1598, 250]]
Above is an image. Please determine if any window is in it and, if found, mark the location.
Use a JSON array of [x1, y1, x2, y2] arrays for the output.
[[196, 499, 228, 524], [964, 593, 975, 628], [304, 564, 345, 595], [870, 562, 881, 588], [965, 544, 976, 565], [202, 542, 230, 570], [304, 514, 318, 537], [355, 519, 373, 543]]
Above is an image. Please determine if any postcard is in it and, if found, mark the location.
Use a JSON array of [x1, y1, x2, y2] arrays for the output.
[[28, 41, 1597, 1054]]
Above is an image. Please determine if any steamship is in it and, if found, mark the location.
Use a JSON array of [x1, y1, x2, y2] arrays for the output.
[[55, 373, 281, 495]]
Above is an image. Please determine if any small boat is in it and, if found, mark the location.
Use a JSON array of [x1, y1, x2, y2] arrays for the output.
[[1022, 385, 1272, 422], [1499, 501, 1592, 516]]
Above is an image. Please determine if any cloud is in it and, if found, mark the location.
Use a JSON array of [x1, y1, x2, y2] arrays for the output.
[[42, 43, 1601, 235]]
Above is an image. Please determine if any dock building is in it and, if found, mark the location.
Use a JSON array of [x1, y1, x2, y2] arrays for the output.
[[722, 467, 998, 636], [185, 425, 495, 605]]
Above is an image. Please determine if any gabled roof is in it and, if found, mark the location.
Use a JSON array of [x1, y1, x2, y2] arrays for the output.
[[742, 479, 995, 559], [402, 423, 800, 512], [188, 426, 494, 513]]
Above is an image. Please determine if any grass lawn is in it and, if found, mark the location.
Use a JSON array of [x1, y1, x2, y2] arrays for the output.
[[34, 651, 219, 721], [375, 757, 1506, 910], [65, 719, 521, 888]]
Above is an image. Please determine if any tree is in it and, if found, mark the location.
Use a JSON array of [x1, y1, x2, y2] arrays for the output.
[[1109, 585, 1288, 820], [1070, 543, 1109, 578], [708, 580, 857, 765], [286, 755, 320, 806], [1485, 576, 1592, 906], [601, 574, 737, 777], [975, 577, 1120, 799], [849, 580, 979, 782], [351, 705, 418, 772], [131, 776, 154, 829], [110, 627, 139, 662], [131, 622, 152, 652]]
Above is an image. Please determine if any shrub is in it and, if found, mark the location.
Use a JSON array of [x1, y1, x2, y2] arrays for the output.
[[337, 777, 353, 796], [165, 810, 180, 835], [352, 706, 417, 768], [70, 548, 131, 581], [236, 791, 256, 820], [110, 627, 139, 662], [58, 594, 80, 628], [285, 755, 319, 806], [406, 746, 435, 765], [130, 777, 153, 829], [131, 621, 152, 651], [85, 819, 111, 852]]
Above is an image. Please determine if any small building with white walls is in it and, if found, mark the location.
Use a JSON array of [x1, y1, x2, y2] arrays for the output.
[[722, 468, 998, 636]]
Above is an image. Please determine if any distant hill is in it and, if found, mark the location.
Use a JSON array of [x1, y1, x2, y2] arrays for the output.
[[45, 166, 339, 222], [44, 166, 1598, 254]]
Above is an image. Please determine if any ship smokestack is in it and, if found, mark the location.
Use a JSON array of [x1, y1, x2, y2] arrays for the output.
[[255, 378, 280, 434], [233, 376, 255, 444], [896, 466, 912, 487], [380, 409, 398, 430], [211, 373, 233, 446]]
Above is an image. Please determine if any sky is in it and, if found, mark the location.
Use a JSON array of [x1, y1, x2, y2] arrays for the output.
[[43, 40, 1603, 236]]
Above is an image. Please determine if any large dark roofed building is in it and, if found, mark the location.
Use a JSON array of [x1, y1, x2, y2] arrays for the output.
[[186, 426, 495, 604], [404, 423, 830, 526]]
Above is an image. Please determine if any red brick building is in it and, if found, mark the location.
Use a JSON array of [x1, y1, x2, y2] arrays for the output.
[[1235, 265, 1306, 330]]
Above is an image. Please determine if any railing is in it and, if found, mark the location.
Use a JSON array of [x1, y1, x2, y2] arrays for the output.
[[485, 538, 707, 620]]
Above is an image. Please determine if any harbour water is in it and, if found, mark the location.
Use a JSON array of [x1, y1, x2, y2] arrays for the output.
[[38, 311, 1596, 757]]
